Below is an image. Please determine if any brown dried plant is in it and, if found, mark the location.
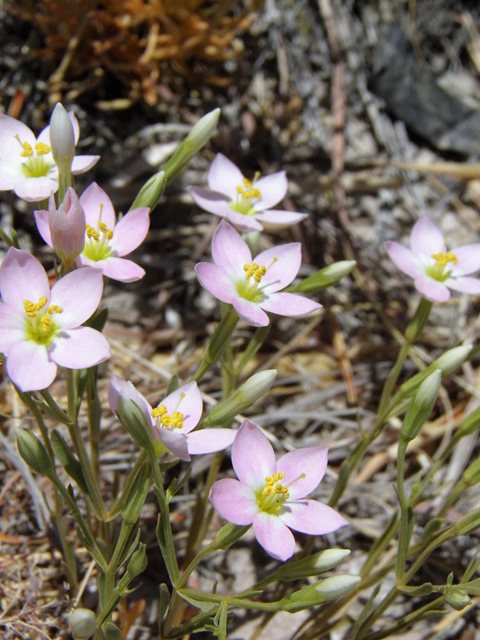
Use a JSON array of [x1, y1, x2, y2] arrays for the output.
[[6, 0, 262, 106]]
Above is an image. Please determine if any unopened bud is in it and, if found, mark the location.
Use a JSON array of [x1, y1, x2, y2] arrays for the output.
[[445, 588, 471, 611], [16, 428, 53, 475], [50, 103, 75, 170], [69, 608, 97, 639], [46, 188, 85, 263], [274, 549, 351, 582], [130, 170, 166, 211], [400, 370, 441, 443], [127, 544, 148, 580], [287, 261, 356, 294], [109, 376, 154, 450], [314, 574, 361, 601]]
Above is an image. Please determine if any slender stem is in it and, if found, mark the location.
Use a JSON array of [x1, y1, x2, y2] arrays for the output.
[[191, 308, 238, 382], [234, 324, 270, 377], [396, 440, 409, 582], [87, 367, 102, 477], [108, 451, 147, 520]]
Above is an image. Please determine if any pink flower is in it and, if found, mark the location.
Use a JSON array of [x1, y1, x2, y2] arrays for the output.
[[385, 215, 480, 302], [36, 183, 150, 283], [0, 248, 110, 391], [0, 109, 99, 202], [210, 420, 347, 561], [108, 377, 236, 461], [195, 221, 321, 327], [189, 153, 307, 232], [34, 188, 86, 264]]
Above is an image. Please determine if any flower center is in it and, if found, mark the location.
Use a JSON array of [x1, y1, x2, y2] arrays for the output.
[[82, 205, 115, 262], [244, 262, 266, 283], [256, 471, 306, 515], [23, 297, 63, 346], [15, 135, 53, 179], [230, 174, 262, 216], [236, 258, 278, 303], [426, 251, 458, 282], [151, 393, 186, 431]]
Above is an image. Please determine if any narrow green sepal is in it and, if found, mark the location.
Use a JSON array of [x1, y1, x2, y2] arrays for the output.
[[286, 260, 356, 294]]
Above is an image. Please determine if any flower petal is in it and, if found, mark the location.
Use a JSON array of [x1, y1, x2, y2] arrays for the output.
[[49, 327, 110, 368], [34, 209, 53, 247], [411, 215, 445, 256], [276, 447, 329, 500], [255, 210, 308, 226], [0, 248, 50, 311], [186, 428, 237, 454], [0, 303, 27, 353], [80, 182, 116, 229], [14, 177, 58, 202], [157, 429, 190, 461], [189, 186, 232, 217], [162, 382, 203, 433], [108, 376, 153, 425], [254, 172, 288, 210], [279, 500, 348, 535], [414, 275, 450, 302], [384, 241, 422, 278], [447, 276, 480, 295], [252, 512, 296, 561], [208, 153, 245, 199], [452, 245, 480, 275], [232, 420, 276, 491], [210, 478, 258, 525], [0, 161, 23, 190], [71, 155, 100, 174], [0, 115, 36, 160], [50, 267, 103, 328], [212, 221, 251, 271], [89, 256, 145, 283], [225, 210, 263, 232], [233, 297, 270, 327], [256, 243, 302, 291], [109, 207, 150, 256], [195, 262, 236, 303], [7, 341, 57, 391], [260, 292, 321, 318]]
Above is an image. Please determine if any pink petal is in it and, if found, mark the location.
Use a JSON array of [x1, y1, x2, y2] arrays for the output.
[[212, 221, 251, 271], [195, 262, 236, 303], [0, 304, 27, 353], [232, 420, 276, 491], [225, 210, 263, 232], [208, 153, 245, 199], [411, 215, 445, 256], [80, 183, 116, 229], [256, 243, 302, 291], [233, 297, 270, 327], [79, 256, 145, 283], [34, 209, 53, 247], [0, 115, 36, 159], [71, 155, 100, 174], [276, 447, 329, 500], [50, 267, 103, 328], [385, 241, 422, 278], [189, 186, 232, 217], [186, 428, 237, 454], [110, 207, 150, 256], [252, 512, 296, 561], [279, 500, 348, 535], [210, 478, 258, 524], [162, 382, 203, 434], [254, 172, 288, 211], [7, 341, 57, 391], [255, 210, 308, 226], [447, 276, 480, 294], [414, 275, 450, 302], [108, 376, 153, 426], [0, 161, 23, 190], [157, 429, 190, 461], [14, 177, 58, 202], [260, 292, 321, 318], [0, 248, 50, 311], [49, 327, 110, 368], [452, 245, 480, 275]]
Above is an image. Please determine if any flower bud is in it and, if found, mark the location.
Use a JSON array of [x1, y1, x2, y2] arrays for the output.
[[287, 261, 356, 294], [444, 588, 471, 611], [16, 428, 53, 475], [117, 396, 154, 450], [50, 103, 75, 171], [314, 574, 361, 601], [69, 608, 97, 639], [400, 370, 441, 443], [274, 549, 351, 582], [126, 544, 148, 580], [206, 370, 277, 426], [130, 170, 166, 211], [48, 188, 86, 263], [213, 522, 250, 550]]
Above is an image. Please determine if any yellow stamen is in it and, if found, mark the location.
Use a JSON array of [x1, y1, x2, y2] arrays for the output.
[[48, 305, 63, 314], [152, 403, 184, 429], [41, 315, 51, 331], [432, 251, 458, 267], [151, 404, 168, 418], [23, 296, 48, 317], [86, 224, 100, 242], [35, 142, 51, 156], [20, 141, 33, 157], [106, 230, 113, 240], [243, 263, 267, 283]]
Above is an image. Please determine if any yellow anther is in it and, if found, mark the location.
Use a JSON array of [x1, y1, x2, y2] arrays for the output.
[[106, 229, 113, 240], [152, 404, 184, 429], [41, 315, 51, 331], [161, 415, 173, 427], [86, 224, 100, 242], [151, 404, 168, 418], [48, 305, 63, 315], [35, 142, 51, 156], [236, 177, 262, 201], [23, 297, 48, 317], [243, 177, 252, 188], [21, 141, 33, 157], [432, 251, 458, 267], [243, 263, 266, 283], [99, 222, 108, 232]]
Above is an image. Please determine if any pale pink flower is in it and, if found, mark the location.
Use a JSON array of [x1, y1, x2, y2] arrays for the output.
[[108, 377, 236, 461], [34, 188, 86, 264], [36, 183, 150, 283], [195, 221, 321, 327], [0, 109, 99, 202], [0, 248, 110, 391], [385, 215, 480, 302], [210, 420, 347, 561], [189, 153, 307, 231]]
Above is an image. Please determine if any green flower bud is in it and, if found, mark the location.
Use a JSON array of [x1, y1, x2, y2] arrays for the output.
[[314, 574, 361, 601], [287, 261, 356, 294], [274, 549, 351, 582], [50, 103, 75, 172], [69, 608, 97, 639], [130, 170, 166, 211], [445, 588, 471, 611], [16, 428, 53, 475], [127, 544, 148, 580], [213, 523, 250, 550], [206, 370, 277, 426], [117, 396, 154, 451], [400, 370, 441, 443]]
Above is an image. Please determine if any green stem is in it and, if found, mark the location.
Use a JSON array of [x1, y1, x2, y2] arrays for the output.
[[108, 451, 147, 520], [396, 440, 409, 582], [234, 324, 270, 377], [86, 367, 102, 478], [191, 307, 238, 382]]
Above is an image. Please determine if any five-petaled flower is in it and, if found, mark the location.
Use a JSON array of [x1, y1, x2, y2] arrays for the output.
[[195, 220, 321, 327], [36, 183, 150, 283], [0, 248, 110, 391], [108, 377, 236, 461], [385, 215, 480, 302], [0, 108, 99, 202], [189, 153, 307, 232], [210, 420, 347, 561]]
